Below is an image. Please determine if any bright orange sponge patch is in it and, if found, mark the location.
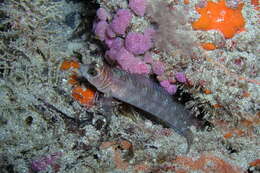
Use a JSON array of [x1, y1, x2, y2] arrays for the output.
[[72, 86, 95, 107], [60, 60, 80, 70], [201, 42, 217, 50], [192, 0, 245, 39], [60, 60, 96, 107]]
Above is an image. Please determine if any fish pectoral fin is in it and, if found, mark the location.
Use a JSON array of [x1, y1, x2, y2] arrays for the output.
[[183, 128, 194, 154], [103, 91, 112, 98]]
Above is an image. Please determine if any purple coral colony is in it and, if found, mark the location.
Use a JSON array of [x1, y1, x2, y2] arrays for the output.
[[93, 0, 187, 95]]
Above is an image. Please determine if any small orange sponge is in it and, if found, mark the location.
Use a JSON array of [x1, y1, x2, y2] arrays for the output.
[[201, 42, 217, 50], [72, 86, 95, 107], [192, 0, 245, 39], [60, 60, 80, 70]]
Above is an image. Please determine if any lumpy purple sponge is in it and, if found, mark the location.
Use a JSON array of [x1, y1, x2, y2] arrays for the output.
[[110, 9, 132, 35], [125, 30, 154, 55], [96, 8, 110, 21], [129, 0, 147, 16], [152, 60, 165, 75], [94, 7, 153, 75], [94, 21, 109, 41], [108, 46, 150, 74], [105, 37, 124, 60], [160, 80, 177, 95], [175, 72, 187, 83]]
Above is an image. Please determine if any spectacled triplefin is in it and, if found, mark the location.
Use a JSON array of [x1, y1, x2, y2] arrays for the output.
[[79, 63, 202, 153]]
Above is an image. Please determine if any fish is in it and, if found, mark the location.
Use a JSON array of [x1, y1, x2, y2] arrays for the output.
[[79, 63, 201, 153]]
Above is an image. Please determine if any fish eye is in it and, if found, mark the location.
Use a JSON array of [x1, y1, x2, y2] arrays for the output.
[[87, 67, 98, 77]]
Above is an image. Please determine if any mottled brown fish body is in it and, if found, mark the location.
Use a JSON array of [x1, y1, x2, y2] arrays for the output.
[[80, 64, 199, 153]]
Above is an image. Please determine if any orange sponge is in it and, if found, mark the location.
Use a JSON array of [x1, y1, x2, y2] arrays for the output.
[[60, 60, 95, 107], [251, 0, 259, 10], [71, 86, 95, 107], [60, 60, 80, 70], [192, 0, 245, 39], [201, 42, 217, 50]]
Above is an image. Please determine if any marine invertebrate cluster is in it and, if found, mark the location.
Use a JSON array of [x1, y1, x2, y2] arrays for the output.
[[159, 80, 177, 95], [251, 0, 259, 10], [200, 42, 217, 50], [31, 152, 62, 172], [71, 86, 95, 107], [92, 1, 192, 94], [174, 154, 243, 173], [99, 140, 133, 170], [129, 0, 147, 16], [60, 60, 80, 70], [192, 0, 245, 39], [94, 6, 153, 75], [125, 30, 154, 55], [60, 60, 95, 107]]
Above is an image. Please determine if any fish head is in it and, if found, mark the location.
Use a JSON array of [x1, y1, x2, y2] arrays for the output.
[[79, 62, 102, 83], [79, 62, 111, 93]]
